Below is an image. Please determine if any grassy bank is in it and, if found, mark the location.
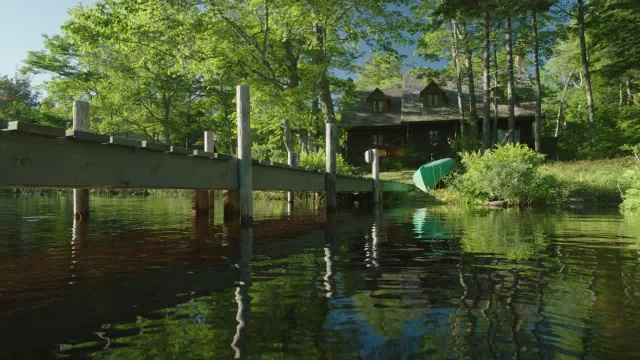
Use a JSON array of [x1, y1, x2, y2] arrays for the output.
[[380, 156, 636, 206], [541, 157, 634, 204]]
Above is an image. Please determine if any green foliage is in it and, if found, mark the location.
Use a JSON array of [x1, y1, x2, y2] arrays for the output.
[[542, 157, 634, 204], [451, 143, 565, 206], [621, 144, 640, 211], [299, 150, 355, 175], [353, 52, 404, 90], [251, 142, 287, 164], [0, 73, 42, 122]]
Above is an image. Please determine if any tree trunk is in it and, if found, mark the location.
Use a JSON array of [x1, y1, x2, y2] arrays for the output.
[[532, 11, 542, 152], [482, 10, 492, 151], [162, 94, 171, 145], [620, 83, 624, 107], [505, 15, 516, 143], [461, 22, 479, 139], [308, 97, 319, 152], [577, 0, 595, 124], [493, 42, 499, 144], [451, 21, 466, 137], [465, 47, 479, 137], [626, 76, 634, 106], [283, 39, 300, 88], [312, 15, 337, 211], [298, 128, 310, 154], [556, 72, 573, 138]]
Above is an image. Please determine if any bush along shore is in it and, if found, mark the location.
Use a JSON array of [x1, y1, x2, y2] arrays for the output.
[[380, 143, 640, 211], [448, 144, 565, 207]]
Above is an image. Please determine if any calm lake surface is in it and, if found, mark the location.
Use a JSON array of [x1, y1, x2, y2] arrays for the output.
[[1, 196, 640, 359]]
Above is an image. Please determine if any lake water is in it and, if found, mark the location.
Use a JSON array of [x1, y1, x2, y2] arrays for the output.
[[1, 196, 640, 358]]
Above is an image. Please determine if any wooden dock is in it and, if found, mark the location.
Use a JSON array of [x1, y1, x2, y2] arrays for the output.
[[0, 86, 413, 223], [0, 121, 411, 191]]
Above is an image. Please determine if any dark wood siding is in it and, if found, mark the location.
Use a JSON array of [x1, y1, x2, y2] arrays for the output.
[[344, 117, 535, 166], [345, 126, 406, 164]]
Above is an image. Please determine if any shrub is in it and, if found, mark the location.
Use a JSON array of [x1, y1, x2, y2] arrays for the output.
[[299, 150, 355, 175], [621, 144, 640, 211], [451, 143, 565, 206]]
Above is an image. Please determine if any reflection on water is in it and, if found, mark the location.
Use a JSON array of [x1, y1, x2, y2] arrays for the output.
[[1, 196, 640, 358]]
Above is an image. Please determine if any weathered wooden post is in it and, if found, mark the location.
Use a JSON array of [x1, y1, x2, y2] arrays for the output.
[[224, 190, 241, 221], [282, 120, 295, 205], [73, 100, 90, 220], [205, 131, 217, 212], [325, 122, 337, 212], [192, 189, 209, 217], [237, 85, 253, 225], [192, 131, 216, 216], [372, 149, 380, 205], [365, 149, 380, 205]]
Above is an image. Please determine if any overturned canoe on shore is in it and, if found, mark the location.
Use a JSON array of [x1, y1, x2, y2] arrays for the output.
[[412, 158, 457, 192]]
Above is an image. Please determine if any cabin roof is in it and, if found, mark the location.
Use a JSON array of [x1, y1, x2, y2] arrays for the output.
[[341, 72, 536, 128], [365, 88, 390, 101]]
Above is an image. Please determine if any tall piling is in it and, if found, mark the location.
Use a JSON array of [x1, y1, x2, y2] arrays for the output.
[[205, 131, 216, 212], [325, 122, 337, 212], [72, 100, 90, 220], [192, 131, 216, 216], [237, 85, 253, 226], [371, 149, 380, 205]]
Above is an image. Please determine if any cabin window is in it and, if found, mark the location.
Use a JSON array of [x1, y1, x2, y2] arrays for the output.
[[428, 130, 439, 142], [497, 129, 521, 142], [373, 134, 383, 146], [372, 100, 385, 113], [425, 94, 440, 107]]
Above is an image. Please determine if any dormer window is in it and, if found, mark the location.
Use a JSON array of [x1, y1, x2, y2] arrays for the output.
[[425, 94, 440, 107], [420, 81, 447, 108], [367, 88, 389, 113], [373, 100, 385, 112]]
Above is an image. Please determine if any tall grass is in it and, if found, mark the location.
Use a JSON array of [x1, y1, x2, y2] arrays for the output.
[[541, 157, 634, 204]]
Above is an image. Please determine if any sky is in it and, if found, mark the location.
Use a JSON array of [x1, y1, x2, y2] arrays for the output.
[[0, 0, 97, 83], [0, 0, 433, 85]]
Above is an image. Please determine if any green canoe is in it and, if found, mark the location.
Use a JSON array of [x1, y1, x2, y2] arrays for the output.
[[412, 158, 457, 192]]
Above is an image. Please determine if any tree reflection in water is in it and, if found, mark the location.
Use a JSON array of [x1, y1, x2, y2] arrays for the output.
[[2, 197, 640, 358]]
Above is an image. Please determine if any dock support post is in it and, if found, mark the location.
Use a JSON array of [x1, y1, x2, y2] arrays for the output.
[[283, 120, 295, 205], [224, 190, 241, 221], [372, 149, 380, 205], [205, 131, 217, 212], [325, 122, 337, 212], [192, 131, 216, 216], [73, 100, 90, 220], [237, 85, 253, 226]]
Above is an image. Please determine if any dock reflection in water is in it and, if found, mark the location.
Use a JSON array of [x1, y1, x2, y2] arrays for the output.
[[1, 197, 640, 358]]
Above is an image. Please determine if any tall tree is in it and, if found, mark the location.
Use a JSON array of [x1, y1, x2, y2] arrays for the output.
[[353, 52, 404, 90], [503, 4, 516, 142], [0, 73, 40, 121], [525, 0, 555, 151], [416, 3, 468, 137], [421, 0, 483, 143], [482, 8, 492, 150]]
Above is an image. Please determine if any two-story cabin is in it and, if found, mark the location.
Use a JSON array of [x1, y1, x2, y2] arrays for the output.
[[342, 73, 536, 165]]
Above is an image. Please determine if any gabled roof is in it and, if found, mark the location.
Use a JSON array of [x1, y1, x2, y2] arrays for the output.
[[365, 88, 390, 101], [419, 81, 446, 97], [342, 88, 403, 127], [342, 72, 536, 128]]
